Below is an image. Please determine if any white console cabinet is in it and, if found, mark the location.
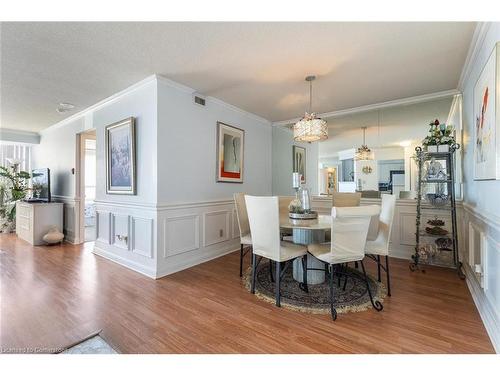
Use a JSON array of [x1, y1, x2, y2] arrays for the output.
[[16, 201, 64, 245]]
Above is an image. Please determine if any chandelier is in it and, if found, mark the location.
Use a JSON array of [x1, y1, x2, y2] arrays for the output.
[[354, 127, 374, 160], [293, 75, 328, 142]]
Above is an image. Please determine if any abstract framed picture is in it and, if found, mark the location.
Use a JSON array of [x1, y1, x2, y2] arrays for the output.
[[216, 121, 244, 183], [105, 117, 136, 194], [293, 145, 306, 183], [473, 42, 500, 180]]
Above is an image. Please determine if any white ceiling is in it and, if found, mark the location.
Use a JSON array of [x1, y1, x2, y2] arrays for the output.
[[1, 22, 475, 132]]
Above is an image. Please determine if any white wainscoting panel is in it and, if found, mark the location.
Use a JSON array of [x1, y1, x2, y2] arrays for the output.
[[462, 203, 500, 353], [163, 214, 200, 257], [93, 201, 157, 279], [157, 200, 239, 278], [131, 217, 154, 258], [203, 210, 231, 247], [112, 214, 130, 250], [96, 210, 111, 244]]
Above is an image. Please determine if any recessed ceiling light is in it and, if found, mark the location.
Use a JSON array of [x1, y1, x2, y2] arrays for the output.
[[56, 102, 75, 113]]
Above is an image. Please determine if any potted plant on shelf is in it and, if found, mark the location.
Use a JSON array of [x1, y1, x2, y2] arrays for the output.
[[421, 119, 456, 153]]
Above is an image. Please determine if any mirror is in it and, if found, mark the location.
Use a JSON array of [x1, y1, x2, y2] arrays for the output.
[[317, 96, 459, 198]]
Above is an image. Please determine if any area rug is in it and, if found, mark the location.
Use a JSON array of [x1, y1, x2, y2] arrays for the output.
[[60, 334, 117, 354], [243, 261, 386, 315]]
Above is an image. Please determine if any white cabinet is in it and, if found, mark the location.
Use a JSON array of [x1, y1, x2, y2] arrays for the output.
[[16, 202, 64, 245]]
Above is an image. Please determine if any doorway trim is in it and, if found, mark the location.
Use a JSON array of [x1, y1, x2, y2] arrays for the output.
[[76, 129, 97, 243]]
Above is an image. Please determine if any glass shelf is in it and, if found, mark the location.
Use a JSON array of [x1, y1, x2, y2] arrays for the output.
[[422, 179, 452, 183]]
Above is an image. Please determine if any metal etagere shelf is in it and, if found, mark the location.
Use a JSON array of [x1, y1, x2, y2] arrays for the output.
[[410, 144, 465, 279]]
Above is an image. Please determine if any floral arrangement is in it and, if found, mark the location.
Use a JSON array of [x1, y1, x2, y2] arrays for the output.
[[422, 119, 456, 146]]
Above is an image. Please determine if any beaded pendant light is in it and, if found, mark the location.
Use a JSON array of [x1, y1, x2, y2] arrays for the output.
[[293, 75, 328, 142], [354, 126, 374, 160]]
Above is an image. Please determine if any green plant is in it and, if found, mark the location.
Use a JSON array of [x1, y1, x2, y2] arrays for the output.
[[0, 165, 31, 231], [422, 119, 456, 147]]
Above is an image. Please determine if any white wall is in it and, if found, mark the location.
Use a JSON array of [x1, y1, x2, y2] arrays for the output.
[[155, 77, 272, 277], [460, 23, 500, 352], [156, 77, 272, 203], [272, 126, 319, 196]]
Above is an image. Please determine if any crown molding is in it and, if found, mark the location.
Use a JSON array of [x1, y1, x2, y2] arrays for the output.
[[0, 128, 41, 144], [457, 22, 491, 91], [40, 75, 158, 134], [206, 96, 272, 126], [41, 74, 272, 135], [272, 89, 460, 127], [156, 74, 271, 126]]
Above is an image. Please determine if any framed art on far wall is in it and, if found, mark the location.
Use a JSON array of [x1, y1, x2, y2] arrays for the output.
[[293, 145, 306, 183], [106, 117, 136, 194], [216, 121, 244, 183], [473, 42, 500, 180]]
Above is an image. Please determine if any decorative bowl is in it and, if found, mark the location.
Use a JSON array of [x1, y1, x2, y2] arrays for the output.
[[426, 193, 449, 207]]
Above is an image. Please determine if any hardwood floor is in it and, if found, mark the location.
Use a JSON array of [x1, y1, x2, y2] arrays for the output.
[[0, 233, 494, 353]]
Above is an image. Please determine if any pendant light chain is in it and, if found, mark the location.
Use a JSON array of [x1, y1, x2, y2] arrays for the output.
[[309, 79, 313, 113]]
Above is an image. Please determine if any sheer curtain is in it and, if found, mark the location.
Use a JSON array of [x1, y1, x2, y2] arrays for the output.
[[0, 143, 32, 172]]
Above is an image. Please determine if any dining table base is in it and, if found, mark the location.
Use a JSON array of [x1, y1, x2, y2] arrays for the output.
[[292, 256, 326, 285]]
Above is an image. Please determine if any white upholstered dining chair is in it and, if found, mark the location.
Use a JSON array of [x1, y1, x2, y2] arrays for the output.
[[307, 205, 382, 320], [234, 193, 252, 277], [278, 196, 294, 240], [245, 195, 308, 307], [364, 194, 396, 296]]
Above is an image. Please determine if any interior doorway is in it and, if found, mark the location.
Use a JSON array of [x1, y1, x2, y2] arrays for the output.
[[78, 130, 97, 242]]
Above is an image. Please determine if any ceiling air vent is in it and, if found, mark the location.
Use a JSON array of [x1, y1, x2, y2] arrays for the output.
[[193, 94, 206, 106]]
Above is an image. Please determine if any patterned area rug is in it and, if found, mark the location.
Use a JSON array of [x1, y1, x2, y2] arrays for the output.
[[244, 261, 386, 314]]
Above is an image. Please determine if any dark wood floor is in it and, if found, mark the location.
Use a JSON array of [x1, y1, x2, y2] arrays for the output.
[[0, 233, 494, 353]]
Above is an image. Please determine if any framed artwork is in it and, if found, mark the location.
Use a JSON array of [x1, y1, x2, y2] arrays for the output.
[[473, 42, 500, 180], [106, 117, 136, 194], [293, 145, 306, 183], [216, 121, 244, 183]]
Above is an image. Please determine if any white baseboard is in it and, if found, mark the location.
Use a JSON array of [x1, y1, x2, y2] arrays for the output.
[[464, 264, 500, 353], [93, 242, 156, 279], [389, 246, 413, 260], [157, 241, 240, 279]]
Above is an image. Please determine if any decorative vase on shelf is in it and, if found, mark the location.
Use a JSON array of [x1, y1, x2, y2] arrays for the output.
[[427, 145, 438, 153]]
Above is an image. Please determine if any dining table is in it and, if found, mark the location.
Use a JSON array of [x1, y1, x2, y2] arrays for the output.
[[279, 207, 380, 285]]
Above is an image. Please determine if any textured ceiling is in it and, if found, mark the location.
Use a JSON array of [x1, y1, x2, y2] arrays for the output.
[[1, 22, 475, 132]]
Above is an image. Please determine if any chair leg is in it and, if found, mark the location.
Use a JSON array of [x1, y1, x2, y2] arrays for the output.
[[343, 262, 349, 291], [301, 254, 309, 293], [251, 253, 257, 294], [377, 255, 381, 282], [269, 259, 274, 282], [360, 260, 383, 311], [337, 263, 342, 287], [354, 261, 358, 269], [330, 264, 337, 320], [275, 261, 281, 307], [386, 255, 391, 297], [239, 244, 244, 277]]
